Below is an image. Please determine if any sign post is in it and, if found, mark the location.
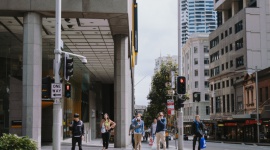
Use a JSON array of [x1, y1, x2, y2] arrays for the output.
[[51, 83, 62, 98], [167, 99, 175, 115]]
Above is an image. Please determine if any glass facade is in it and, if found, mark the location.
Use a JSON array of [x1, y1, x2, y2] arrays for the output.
[[180, 0, 217, 44]]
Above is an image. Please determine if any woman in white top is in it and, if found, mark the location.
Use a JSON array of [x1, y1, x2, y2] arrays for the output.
[[100, 113, 116, 150]]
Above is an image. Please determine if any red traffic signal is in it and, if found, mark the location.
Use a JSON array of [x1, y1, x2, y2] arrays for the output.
[[177, 76, 186, 94]]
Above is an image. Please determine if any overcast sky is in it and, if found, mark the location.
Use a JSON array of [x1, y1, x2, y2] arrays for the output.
[[135, 0, 178, 106]]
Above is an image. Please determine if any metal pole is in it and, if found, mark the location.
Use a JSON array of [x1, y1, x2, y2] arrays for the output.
[[177, 0, 184, 149], [53, 0, 62, 149], [255, 66, 260, 143], [178, 108, 183, 150]]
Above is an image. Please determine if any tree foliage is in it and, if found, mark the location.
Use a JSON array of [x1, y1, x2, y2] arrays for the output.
[[144, 60, 177, 127], [0, 133, 37, 150]]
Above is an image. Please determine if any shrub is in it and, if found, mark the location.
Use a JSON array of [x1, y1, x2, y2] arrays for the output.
[[0, 133, 37, 150]]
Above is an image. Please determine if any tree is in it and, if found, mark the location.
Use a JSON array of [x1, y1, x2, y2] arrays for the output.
[[144, 59, 177, 127]]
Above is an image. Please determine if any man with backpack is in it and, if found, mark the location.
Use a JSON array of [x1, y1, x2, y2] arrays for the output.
[[70, 113, 84, 150]]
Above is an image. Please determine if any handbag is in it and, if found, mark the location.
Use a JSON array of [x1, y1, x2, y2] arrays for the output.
[[200, 137, 206, 149]]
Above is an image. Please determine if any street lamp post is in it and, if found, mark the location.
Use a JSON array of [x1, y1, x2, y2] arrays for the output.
[[255, 66, 260, 143]]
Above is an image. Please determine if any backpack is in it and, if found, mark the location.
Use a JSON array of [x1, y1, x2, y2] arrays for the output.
[[71, 120, 83, 136]]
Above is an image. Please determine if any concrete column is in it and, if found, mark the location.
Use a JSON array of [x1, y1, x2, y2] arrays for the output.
[[232, 1, 239, 16], [222, 10, 228, 24], [22, 12, 42, 149], [243, 0, 247, 8], [114, 35, 132, 148]]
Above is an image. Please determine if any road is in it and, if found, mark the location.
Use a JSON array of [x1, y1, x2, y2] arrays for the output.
[[42, 140, 270, 150]]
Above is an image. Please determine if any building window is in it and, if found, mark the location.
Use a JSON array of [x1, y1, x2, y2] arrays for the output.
[[247, 90, 250, 104], [206, 106, 210, 115], [205, 81, 209, 88], [230, 43, 233, 51], [195, 70, 198, 76], [216, 96, 221, 113], [229, 27, 232, 34], [235, 20, 243, 33], [194, 58, 198, 65], [211, 97, 214, 113], [195, 81, 198, 88], [225, 46, 228, 53], [210, 51, 219, 62], [222, 81, 225, 88], [204, 69, 209, 76], [225, 30, 228, 37], [235, 38, 243, 50], [223, 95, 226, 113], [204, 58, 209, 64], [194, 47, 198, 53], [214, 83, 217, 90], [227, 94, 230, 112], [196, 106, 199, 115], [210, 66, 220, 77], [204, 46, 209, 53], [211, 84, 213, 91], [231, 78, 234, 86], [226, 62, 228, 69], [231, 94, 235, 112], [221, 64, 224, 71], [221, 33, 224, 40], [236, 56, 244, 68], [205, 94, 209, 101], [226, 80, 229, 87], [221, 48, 224, 55], [230, 60, 233, 68], [210, 36, 219, 48]]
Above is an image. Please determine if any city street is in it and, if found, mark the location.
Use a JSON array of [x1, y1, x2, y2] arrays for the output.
[[41, 140, 270, 150]]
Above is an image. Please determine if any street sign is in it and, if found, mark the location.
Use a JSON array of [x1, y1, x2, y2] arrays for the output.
[[51, 83, 62, 98], [167, 99, 175, 115], [167, 90, 174, 95], [165, 82, 171, 87]]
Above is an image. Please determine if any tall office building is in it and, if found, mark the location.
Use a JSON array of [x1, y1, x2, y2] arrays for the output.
[[179, 0, 217, 45], [208, 0, 270, 142]]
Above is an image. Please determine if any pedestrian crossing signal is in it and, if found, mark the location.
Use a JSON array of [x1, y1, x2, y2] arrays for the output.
[[65, 84, 71, 98]]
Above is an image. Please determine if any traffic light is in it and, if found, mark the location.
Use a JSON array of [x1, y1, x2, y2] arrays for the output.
[[64, 54, 73, 81], [193, 92, 201, 102], [177, 76, 186, 94], [42, 76, 51, 99], [175, 96, 185, 110], [65, 83, 71, 98]]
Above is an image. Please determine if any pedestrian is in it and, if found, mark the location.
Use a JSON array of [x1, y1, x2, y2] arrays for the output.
[[100, 113, 116, 150], [192, 115, 204, 150], [156, 112, 166, 150], [70, 113, 84, 150], [150, 118, 157, 141], [132, 113, 144, 150], [129, 121, 135, 149]]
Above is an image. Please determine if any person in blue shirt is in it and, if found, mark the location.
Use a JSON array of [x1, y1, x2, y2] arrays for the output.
[[132, 113, 144, 150], [192, 115, 204, 150], [155, 112, 166, 150]]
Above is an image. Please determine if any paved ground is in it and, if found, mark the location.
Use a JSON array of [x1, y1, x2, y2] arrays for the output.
[[42, 139, 270, 150], [41, 139, 270, 150]]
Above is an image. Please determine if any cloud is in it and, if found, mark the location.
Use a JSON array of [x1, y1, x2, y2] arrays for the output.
[[135, 0, 178, 106]]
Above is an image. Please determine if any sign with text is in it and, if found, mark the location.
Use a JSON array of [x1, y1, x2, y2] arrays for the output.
[[51, 83, 62, 98], [167, 99, 174, 115]]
